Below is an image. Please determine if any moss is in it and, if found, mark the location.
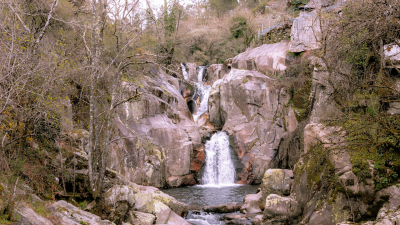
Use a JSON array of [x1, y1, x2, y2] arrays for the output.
[[302, 143, 335, 190], [79, 200, 87, 210], [242, 77, 248, 83]]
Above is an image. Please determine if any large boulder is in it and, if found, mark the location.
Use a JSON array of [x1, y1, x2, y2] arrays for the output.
[[104, 185, 137, 223], [153, 201, 191, 225], [132, 189, 188, 217], [240, 191, 263, 214], [384, 42, 400, 68], [47, 200, 114, 225], [14, 203, 53, 225], [202, 202, 241, 213], [289, 11, 321, 53], [232, 40, 291, 72], [260, 169, 293, 205], [263, 194, 301, 224], [368, 184, 400, 224], [208, 69, 300, 184], [126, 211, 155, 225], [166, 174, 196, 188]]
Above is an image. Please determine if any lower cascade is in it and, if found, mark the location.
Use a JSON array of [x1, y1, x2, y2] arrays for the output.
[[202, 131, 236, 186]]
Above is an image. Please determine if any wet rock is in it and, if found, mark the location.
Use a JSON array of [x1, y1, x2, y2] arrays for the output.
[[240, 191, 263, 214], [14, 203, 53, 225], [223, 213, 259, 225], [260, 169, 293, 204], [253, 214, 263, 225], [153, 201, 191, 225], [190, 145, 205, 174], [166, 174, 196, 187], [184, 63, 198, 82], [47, 200, 114, 225], [263, 194, 301, 224], [232, 40, 290, 72], [203, 202, 241, 213], [127, 211, 155, 225]]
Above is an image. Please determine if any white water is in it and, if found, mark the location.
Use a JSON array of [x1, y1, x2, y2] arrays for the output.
[[181, 63, 189, 80], [192, 66, 211, 122], [193, 84, 211, 122], [197, 66, 206, 83], [202, 132, 236, 187]]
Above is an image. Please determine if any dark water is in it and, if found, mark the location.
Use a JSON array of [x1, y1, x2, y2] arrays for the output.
[[162, 185, 259, 225], [162, 185, 259, 206]]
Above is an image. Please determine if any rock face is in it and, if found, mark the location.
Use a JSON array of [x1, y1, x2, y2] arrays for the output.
[[208, 69, 300, 183], [108, 68, 202, 187], [232, 40, 291, 72], [289, 11, 321, 53], [182, 62, 198, 82], [206, 64, 227, 85]]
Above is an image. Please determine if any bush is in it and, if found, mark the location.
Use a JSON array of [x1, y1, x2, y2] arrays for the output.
[[291, 0, 308, 8], [230, 16, 250, 39], [252, 1, 271, 15]]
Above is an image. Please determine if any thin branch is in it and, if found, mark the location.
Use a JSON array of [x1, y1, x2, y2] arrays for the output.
[[33, 0, 59, 55]]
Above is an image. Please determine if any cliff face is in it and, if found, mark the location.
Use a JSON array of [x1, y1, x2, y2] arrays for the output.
[[107, 68, 202, 188], [208, 68, 299, 184]]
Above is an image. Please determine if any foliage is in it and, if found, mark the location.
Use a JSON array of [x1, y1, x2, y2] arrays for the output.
[[291, 0, 309, 8], [252, 1, 271, 15], [209, 0, 238, 17], [230, 16, 251, 39]]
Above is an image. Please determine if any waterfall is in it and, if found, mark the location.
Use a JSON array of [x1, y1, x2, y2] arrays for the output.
[[192, 66, 211, 122], [193, 84, 211, 122], [202, 132, 236, 186], [197, 66, 205, 83], [181, 63, 189, 80]]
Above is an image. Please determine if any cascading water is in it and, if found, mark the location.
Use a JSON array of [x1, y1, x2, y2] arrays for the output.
[[197, 66, 206, 83], [193, 84, 211, 121], [202, 132, 236, 186], [192, 66, 211, 122], [181, 63, 189, 80]]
